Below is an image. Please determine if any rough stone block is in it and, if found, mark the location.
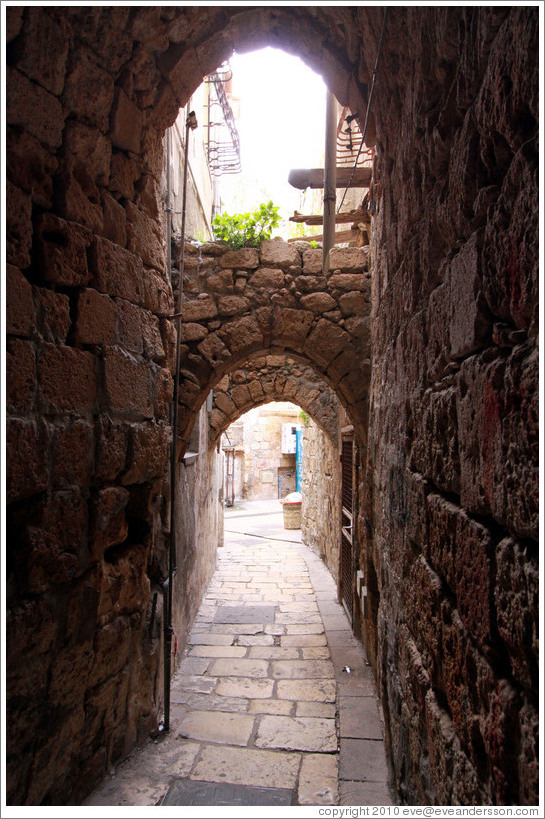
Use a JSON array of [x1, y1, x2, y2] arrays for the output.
[[495, 537, 538, 689], [122, 422, 169, 484], [305, 319, 351, 368], [62, 46, 114, 132], [100, 190, 127, 246], [249, 267, 285, 289], [260, 238, 300, 269], [220, 315, 263, 355], [51, 419, 94, 490], [89, 236, 145, 305], [7, 66, 64, 148], [116, 298, 144, 354], [219, 248, 259, 270], [191, 745, 300, 790], [329, 247, 369, 271], [300, 293, 337, 313], [6, 418, 48, 502], [56, 170, 104, 234], [276, 679, 336, 703], [6, 180, 32, 268], [36, 213, 92, 287], [103, 348, 153, 419], [218, 295, 250, 316], [328, 273, 370, 291], [178, 710, 254, 746], [215, 678, 274, 699], [208, 658, 269, 678], [339, 291, 370, 316], [38, 343, 96, 414], [109, 150, 140, 200], [272, 306, 314, 347], [88, 617, 132, 687], [144, 269, 173, 316], [73, 289, 117, 346], [126, 201, 165, 271], [6, 128, 57, 208], [182, 296, 218, 321], [298, 753, 338, 805], [34, 288, 70, 343], [12, 7, 69, 95], [90, 486, 130, 558], [6, 264, 34, 337], [255, 715, 337, 752], [109, 87, 143, 153], [6, 337, 35, 412], [64, 120, 112, 186], [410, 385, 460, 495]]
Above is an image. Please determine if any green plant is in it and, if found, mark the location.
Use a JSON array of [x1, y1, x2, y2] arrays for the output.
[[298, 409, 310, 426], [309, 240, 319, 249], [212, 201, 281, 250]]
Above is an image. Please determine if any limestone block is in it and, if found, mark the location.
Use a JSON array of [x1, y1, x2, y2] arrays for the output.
[[256, 715, 337, 752], [109, 151, 140, 200], [6, 128, 57, 208], [6, 338, 35, 412], [116, 299, 144, 354], [88, 617, 132, 687], [100, 191, 127, 246], [51, 419, 94, 490], [89, 236, 145, 305], [409, 385, 460, 495], [6, 181, 32, 268], [219, 248, 259, 269], [126, 201, 165, 271], [328, 273, 370, 291], [272, 306, 314, 347], [56, 170, 104, 234], [6, 418, 48, 502], [62, 47, 115, 132], [141, 312, 165, 362], [122, 422, 169, 484], [329, 246, 369, 271], [271, 660, 335, 679], [178, 710, 254, 746], [155, 366, 173, 417], [302, 249, 323, 274], [191, 745, 300, 789], [300, 293, 337, 313], [182, 296, 218, 321], [206, 269, 235, 293], [218, 295, 250, 316], [276, 679, 336, 703], [7, 67, 64, 148], [144, 269, 173, 316], [215, 677, 274, 699], [305, 319, 351, 368], [260, 238, 300, 269], [339, 290, 370, 316], [90, 486, 130, 558], [64, 121, 112, 186], [298, 753, 338, 805], [198, 332, 230, 369], [6, 264, 34, 337], [103, 348, 153, 419], [38, 343, 96, 414], [249, 267, 285, 289], [248, 699, 292, 715], [295, 274, 327, 292], [109, 88, 143, 153], [12, 8, 69, 94], [34, 288, 71, 343], [494, 537, 538, 690], [74, 289, 116, 346], [220, 315, 263, 355], [208, 658, 269, 677]]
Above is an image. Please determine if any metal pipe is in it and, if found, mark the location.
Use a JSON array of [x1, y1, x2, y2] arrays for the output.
[[164, 109, 198, 733], [322, 90, 337, 274]]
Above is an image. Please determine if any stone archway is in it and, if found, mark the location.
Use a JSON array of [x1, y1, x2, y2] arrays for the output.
[[6, 5, 539, 807]]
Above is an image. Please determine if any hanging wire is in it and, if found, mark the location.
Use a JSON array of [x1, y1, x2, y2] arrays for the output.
[[337, 7, 389, 213]]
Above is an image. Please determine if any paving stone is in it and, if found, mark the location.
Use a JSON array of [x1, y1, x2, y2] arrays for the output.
[[279, 602, 319, 612], [255, 715, 337, 752], [178, 710, 254, 746], [178, 657, 211, 675], [236, 634, 275, 646], [173, 693, 249, 713], [189, 633, 235, 646], [339, 780, 394, 806], [298, 753, 338, 805], [321, 615, 351, 630], [296, 701, 336, 718], [339, 696, 383, 740], [213, 624, 264, 634], [264, 624, 286, 635], [216, 677, 274, 699], [281, 634, 327, 647], [325, 630, 359, 647], [208, 658, 269, 677], [247, 699, 293, 716], [248, 646, 300, 660], [339, 738, 390, 782], [191, 746, 301, 789], [277, 679, 336, 703], [175, 675, 217, 694], [271, 660, 335, 679], [189, 645, 248, 658], [161, 779, 295, 806], [285, 624, 324, 635], [214, 605, 276, 623], [302, 647, 331, 660], [276, 612, 322, 624]]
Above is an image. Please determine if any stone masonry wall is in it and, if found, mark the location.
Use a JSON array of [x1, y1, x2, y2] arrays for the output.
[[301, 420, 342, 585], [362, 6, 539, 805]]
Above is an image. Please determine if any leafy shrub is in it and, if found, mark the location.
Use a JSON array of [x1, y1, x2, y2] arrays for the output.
[[212, 201, 281, 250]]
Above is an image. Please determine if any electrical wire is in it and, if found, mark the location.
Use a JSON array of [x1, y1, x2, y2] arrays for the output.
[[337, 7, 389, 213]]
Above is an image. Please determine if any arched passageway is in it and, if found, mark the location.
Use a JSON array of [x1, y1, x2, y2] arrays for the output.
[[5, 5, 538, 806]]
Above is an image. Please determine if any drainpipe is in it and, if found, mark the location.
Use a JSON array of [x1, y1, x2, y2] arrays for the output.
[[322, 90, 337, 274], [164, 109, 198, 733]]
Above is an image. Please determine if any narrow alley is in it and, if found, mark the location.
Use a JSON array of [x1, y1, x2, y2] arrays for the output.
[[84, 501, 394, 807]]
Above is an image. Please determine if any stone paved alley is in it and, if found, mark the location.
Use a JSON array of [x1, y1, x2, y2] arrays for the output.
[[84, 502, 395, 807]]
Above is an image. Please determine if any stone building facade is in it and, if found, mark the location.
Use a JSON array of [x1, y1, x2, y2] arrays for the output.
[[5, 5, 539, 807]]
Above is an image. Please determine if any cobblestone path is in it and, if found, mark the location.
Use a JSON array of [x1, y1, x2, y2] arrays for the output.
[[84, 505, 395, 806]]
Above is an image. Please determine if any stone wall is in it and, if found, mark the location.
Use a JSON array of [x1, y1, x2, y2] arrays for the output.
[[362, 6, 539, 805], [301, 420, 342, 585]]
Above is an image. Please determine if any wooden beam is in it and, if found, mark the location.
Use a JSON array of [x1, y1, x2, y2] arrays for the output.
[[288, 227, 368, 245], [288, 167, 372, 190], [289, 208, 371, 226]]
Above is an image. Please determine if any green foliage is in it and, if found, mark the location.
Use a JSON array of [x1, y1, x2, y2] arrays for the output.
[[212, 201, 281, 250], [298, 409, 310, 426], [309, 240, 319, 249]]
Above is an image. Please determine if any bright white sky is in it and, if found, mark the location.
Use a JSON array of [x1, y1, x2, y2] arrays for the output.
[[220, 47, 327, 230]]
